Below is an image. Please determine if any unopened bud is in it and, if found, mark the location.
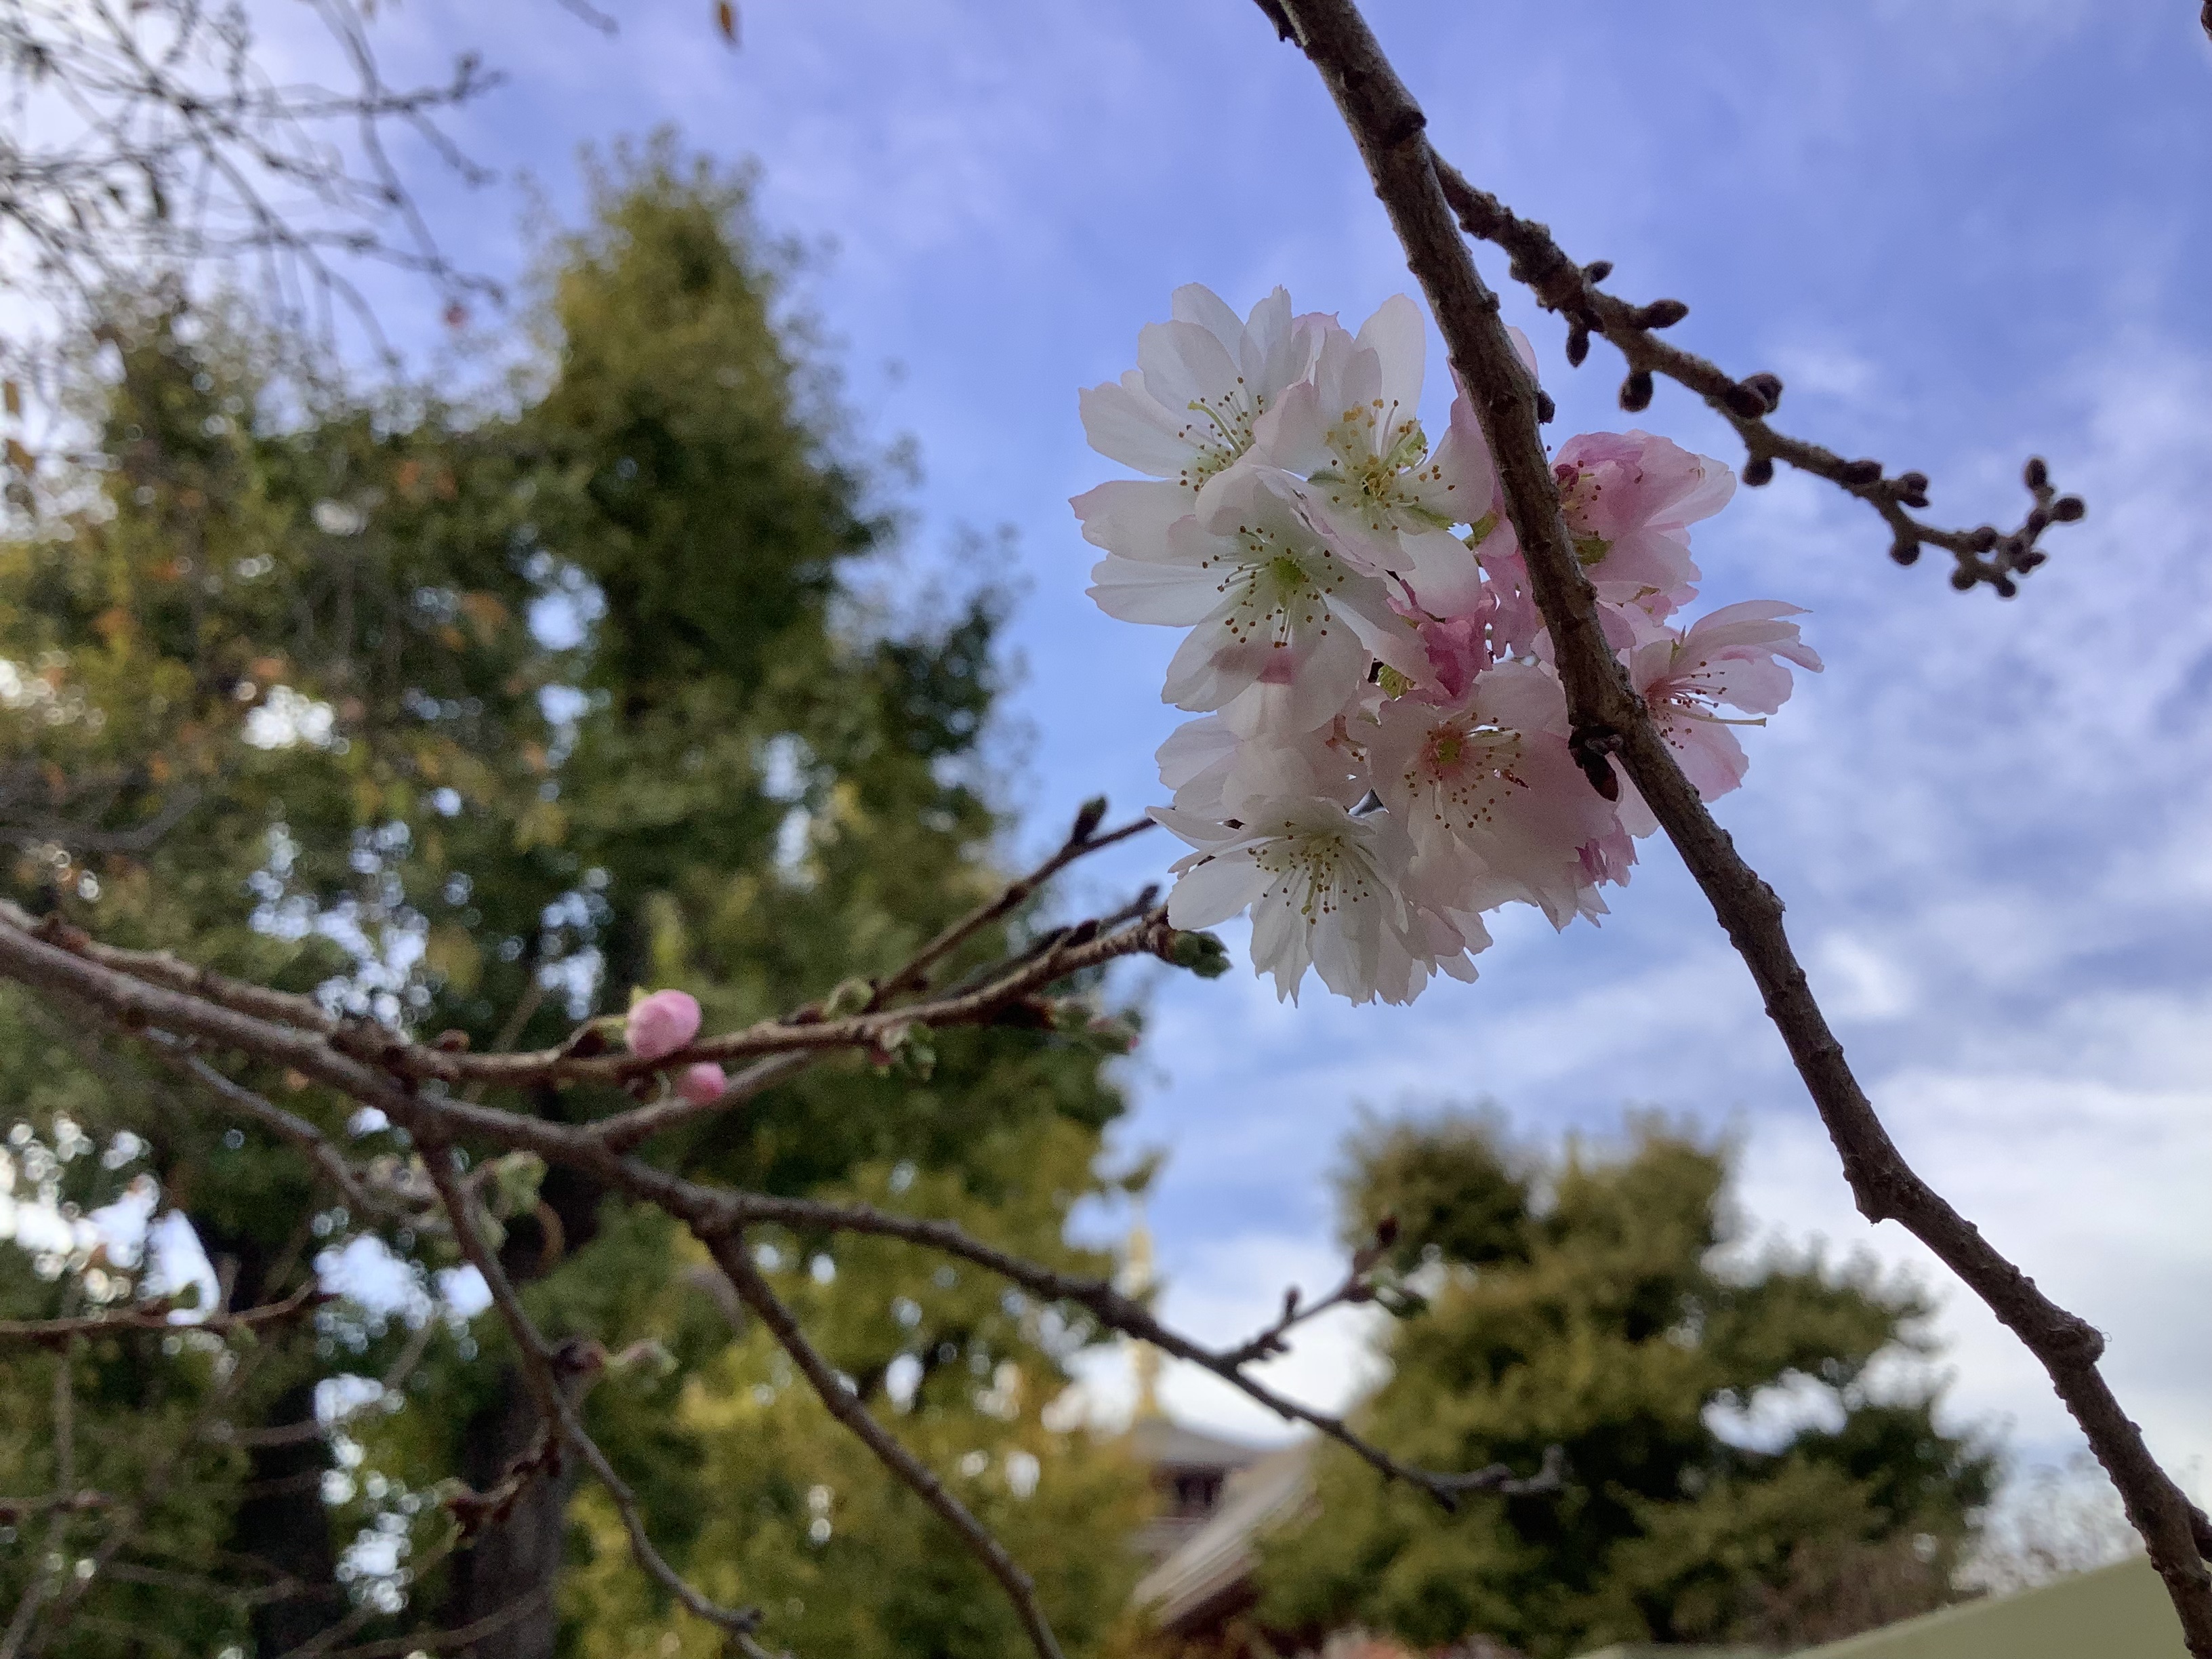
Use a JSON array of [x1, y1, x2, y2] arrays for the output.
[[1889, 535, 1920, 567], [1069, 795, 1108, 843], [1166, 930, 1231, 979], [2023, 456, 2049, 491], [2049, 495, 2085, 523], [1618, 371, 1654, 413], [1582, 260, 1614, 283], [1565, 327, 1590, 368], [1636, 298, 1689, 329], [823, 977, 874, 1019], [1837, 458, 1884, 487], [1950, 569, 1978, 592], [1742, 455, 1775, 488], [1721, 382, 1769, 419], [1740, 371, 1784, 412]]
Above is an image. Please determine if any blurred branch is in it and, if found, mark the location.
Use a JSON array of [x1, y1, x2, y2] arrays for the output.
[[703, 1191, 1560, 1510], [700, 1227, 1068, 1659], [15, 1290, 282, 1658], [0, 1276, 325, 1347], [0, 0, 504, 373], [0, 1319, 78, 1659], [417, 1143, 777, 1657], [1257, 0, 2212, 1649]]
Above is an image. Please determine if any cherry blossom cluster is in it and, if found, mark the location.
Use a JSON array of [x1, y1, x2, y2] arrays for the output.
[[1073, 285, 1821, 1005]]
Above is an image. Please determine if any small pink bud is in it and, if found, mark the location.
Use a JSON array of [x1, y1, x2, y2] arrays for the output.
[[676, 1063, 728, 1105], [626, 990, 702, 1061]]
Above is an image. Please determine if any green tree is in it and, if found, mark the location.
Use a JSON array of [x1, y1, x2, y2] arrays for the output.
[[0, 142, 1147, 1658], [1255, 1112, 1996, 1658]]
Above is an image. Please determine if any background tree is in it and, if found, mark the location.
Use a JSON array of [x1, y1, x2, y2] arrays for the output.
[[0, 144, 1149, 1657], [1256, 1112, 1996, 1658]]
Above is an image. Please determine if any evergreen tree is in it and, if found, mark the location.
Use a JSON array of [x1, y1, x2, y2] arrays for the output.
[[1254, 1111, 1996, 1658], [0, 142, 1145, 1658]]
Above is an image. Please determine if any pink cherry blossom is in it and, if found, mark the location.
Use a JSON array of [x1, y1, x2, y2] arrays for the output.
[[676, 1063, 729, 1106], [1414, 591, 1498, 701], [1622, 600, 1823, 810], [1553, 429, 1734, 617], [1368, 661, 1622, 929], [1070, 281, 1816, 1006], [626, 989, 702, 1062]]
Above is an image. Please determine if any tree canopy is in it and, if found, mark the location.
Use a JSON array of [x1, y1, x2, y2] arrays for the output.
[[0, 142, 1146, 1658], [1255, 1112, 1996, 1658]]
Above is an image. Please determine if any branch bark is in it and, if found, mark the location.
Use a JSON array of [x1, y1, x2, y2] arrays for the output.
[[1261, 1, 2212, 1648]]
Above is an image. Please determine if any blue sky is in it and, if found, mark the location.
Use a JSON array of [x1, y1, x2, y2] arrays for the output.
[[289, 1, 2209, 1486]]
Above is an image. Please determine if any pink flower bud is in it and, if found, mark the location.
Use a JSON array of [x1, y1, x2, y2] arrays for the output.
[[626, 990, 702, 1061], [676, 1063, 728, 1106]]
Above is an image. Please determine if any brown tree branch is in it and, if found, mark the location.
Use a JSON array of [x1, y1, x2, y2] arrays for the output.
[[700, 1191, 1560, 1509], [697, 1227, 1069, 1659], [417, 1144, 777, 1658], [0, 897, 1557, 1515], [871, 806, 1155, 1004], [1422, 159, 2077, 596], [1259, 0, 2212, 1648], [0, 889, 1184, 1097], [0, 1278, 325, 1347]]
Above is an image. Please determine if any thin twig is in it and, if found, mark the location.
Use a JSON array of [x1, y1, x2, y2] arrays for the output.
[[417, 1143, 776, 1656], [701, 1191, 1557, 1510], [698, 1227, 1068, 1659], [1425, 159, 2077, 595], [1261, 1, 2212, 1647], [0, 1277, 325, 1346], [873, 808, 1154, 1004]]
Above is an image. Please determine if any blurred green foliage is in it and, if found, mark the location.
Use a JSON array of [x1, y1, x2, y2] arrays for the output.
[[1254, 1111, 1996, 1659]]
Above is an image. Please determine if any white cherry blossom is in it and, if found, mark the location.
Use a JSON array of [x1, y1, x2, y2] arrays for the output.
[[1072, 282, 1815, 1006], [1089, 466, 1424, 735], [1155, 795, 1479, 1004], [1078, 283, 1322, 500], [1255, 295, 1493, 615]]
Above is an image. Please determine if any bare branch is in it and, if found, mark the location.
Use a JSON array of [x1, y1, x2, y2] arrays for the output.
[[872, 807, 1155, 1005], [701, 1191, 1559, 1511], [0, 1277, 325, 1347], [0, 895, 1555, 1517], [698, 1226, 1068, 1659], [1424, 160, 2078, 597], [417, 1142, 777, 1656], [1259, 1, 2212, 1648]]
